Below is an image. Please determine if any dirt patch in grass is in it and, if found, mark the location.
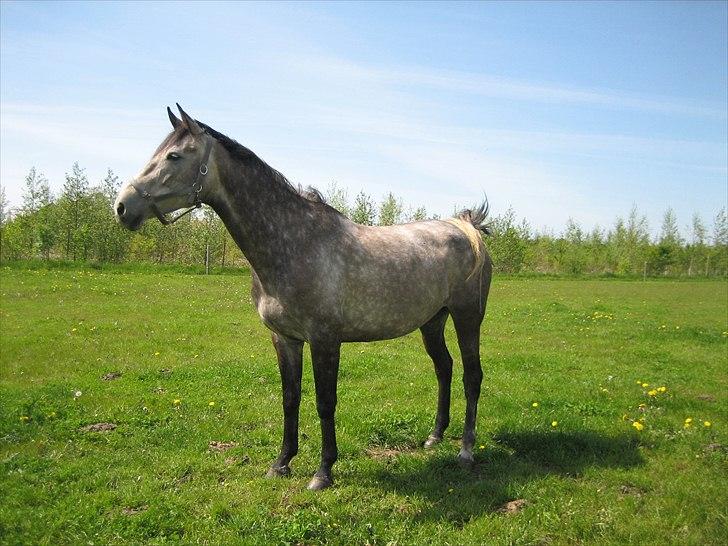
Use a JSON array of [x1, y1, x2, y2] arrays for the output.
[[366, 446, 416, 460], [209, 441, 237, 452], [697, 394, 715, 402], [81, 422, 117, 432], [122, 505, 148, 516], [497, 499, 528, 514], [102, 372, 121, 381], [618, 484, 645, 497]]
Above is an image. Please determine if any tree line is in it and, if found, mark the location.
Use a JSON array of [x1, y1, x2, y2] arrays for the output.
[[0, 166, 726, 277]]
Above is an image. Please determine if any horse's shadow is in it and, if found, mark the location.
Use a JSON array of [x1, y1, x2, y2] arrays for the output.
[[365, 429, 644, 524]]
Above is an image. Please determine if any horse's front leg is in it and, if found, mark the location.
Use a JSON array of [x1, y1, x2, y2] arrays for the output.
[[266, 333, 303, 478], [307, 341, 341, 490]]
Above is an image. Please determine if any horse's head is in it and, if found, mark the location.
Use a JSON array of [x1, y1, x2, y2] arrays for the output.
[[115, 104, 214, 230]]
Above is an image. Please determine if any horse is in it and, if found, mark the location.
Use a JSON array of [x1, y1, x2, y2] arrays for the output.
[[114, 105, 493, 490]]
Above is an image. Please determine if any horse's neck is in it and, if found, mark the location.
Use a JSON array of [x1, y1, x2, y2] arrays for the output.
[[206, 157, 312, 286]]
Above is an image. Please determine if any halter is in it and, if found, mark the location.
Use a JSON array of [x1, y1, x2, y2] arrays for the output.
[[130, 134, 213, 226]]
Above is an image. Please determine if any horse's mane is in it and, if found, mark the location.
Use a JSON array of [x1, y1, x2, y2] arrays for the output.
[[195, 122, 326, 204]]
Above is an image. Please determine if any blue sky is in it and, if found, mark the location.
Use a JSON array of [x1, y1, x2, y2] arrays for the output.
[[1, 1, 726, 236]]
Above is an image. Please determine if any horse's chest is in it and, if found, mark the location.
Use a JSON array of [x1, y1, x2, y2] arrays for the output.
[[255, 295, 303, 339]]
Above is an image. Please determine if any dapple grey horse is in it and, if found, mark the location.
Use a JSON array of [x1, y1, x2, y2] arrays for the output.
[[114, 105, 492, 490]]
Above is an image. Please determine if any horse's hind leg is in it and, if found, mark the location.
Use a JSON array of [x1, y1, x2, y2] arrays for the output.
[[420, 308, 453, 448], [267, 333, 303, 478], [451, 309, 484, 465]]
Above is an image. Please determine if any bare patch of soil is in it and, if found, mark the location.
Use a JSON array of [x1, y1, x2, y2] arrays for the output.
[[81, 422, 117, 432], [366, 446, 415, 460], [497, 499, 528, 514], [209, 441, 237, 452], [102, 372, 121, 381], [697, 394, 715, 402], [122, 505, 148, 516], [618, 484, 645, 497]]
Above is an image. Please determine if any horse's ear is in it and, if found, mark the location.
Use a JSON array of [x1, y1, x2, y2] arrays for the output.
[[167, 106, 182, 129], [176, 103, 203, 135]]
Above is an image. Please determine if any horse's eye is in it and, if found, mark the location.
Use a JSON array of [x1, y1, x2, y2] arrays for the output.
[[166, 152, 181, 161]]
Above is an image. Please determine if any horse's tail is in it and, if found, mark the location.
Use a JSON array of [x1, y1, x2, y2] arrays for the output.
[[455, 198, 491, 236], [445, 197, 491, 280]]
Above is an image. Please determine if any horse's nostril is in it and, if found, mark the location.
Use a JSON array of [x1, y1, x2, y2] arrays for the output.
[[116, 202, 125, 216]]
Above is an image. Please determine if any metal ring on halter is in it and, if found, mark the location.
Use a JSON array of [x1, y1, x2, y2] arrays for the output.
[[200, 164, 208, 175]]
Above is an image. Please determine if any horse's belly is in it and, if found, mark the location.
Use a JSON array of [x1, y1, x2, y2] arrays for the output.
[[340, 289, 446, 341]]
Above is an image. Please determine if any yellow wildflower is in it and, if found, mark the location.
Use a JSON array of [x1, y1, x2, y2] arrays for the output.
[[19, 415, 30, 422], [154, 351, 160, 356], [632, 422, 644, 431], [683, 422, 692, 429], [208, 401, 215, 407], [647, 389, 658, 396], [173, 399, 181, 405], [685, 417, 693, 424], [703, 421, 711, 427], [532, 402, 539, 408], [551, 421, 558, 427], [636, 380, 642, 385], [641, 383, 649, 388], [479, 445, 485, 450], [657, 386, 666, 392]]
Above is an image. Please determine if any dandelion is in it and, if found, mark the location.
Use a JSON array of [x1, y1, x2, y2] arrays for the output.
[[657, 386, 667, 392], [647, 389, 658, 397], [532, 402, 539, 408], [632, 422, 644, 431], [685, 417, 693, 424], [479, 445, 485, 450], [173, 399, 181, 405], [551, 421, 558, 427], [208, 401, 215, 407], [19, 415, 30, 422], [154, 351, 160, 356], [703, 421, 711, 427], [636, 380, 642, 385], [683, 422, 692, 429], [71, 328, 77, 332], [641, 383, 649, 388]]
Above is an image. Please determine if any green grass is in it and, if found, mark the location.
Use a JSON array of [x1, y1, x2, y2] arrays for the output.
[[1, 266, 726, 545]]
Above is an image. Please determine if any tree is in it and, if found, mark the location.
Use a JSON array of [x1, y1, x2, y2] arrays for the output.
[[653, 208, 682, 275], [325, 182, 350, 218], [100, 168, 120, 207], [378, 192, 403, 226], [406, 206, 427, 222], [659, 208, 682, 246], [562, 218, 587, 274], [0, 185, 8, 261], [59, 162, 90, 260], [22, 167, 51, 213], [709, 208, 728, 276], [488, 206, 528, 273], [350, 191, 375, 226], [687, 213, 708, 276]]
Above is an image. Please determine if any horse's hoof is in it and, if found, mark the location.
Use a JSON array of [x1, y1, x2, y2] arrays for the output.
[[307, 475, 333, 491], [424, 435, 442, 449], [457, 449, 474, 467], [266, 465, 291, 478]]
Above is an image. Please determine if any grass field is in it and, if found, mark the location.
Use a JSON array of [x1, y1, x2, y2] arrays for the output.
[[1, 266, 726, 545]]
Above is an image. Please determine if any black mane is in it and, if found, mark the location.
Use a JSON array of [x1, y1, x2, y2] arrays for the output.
[[197, 121, 326, 204]]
